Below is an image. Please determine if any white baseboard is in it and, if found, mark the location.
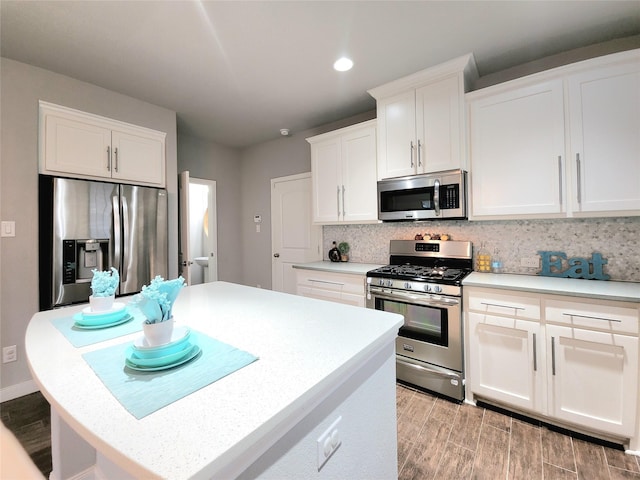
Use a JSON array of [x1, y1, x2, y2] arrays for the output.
[[0, 379, 39, 403]]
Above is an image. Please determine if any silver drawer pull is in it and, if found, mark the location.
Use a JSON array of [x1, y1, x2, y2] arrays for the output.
[[481, 302, 524, 311], [562, 313, 622, 323], [532, 333, 537, 372], [309, 279, 344, 286]]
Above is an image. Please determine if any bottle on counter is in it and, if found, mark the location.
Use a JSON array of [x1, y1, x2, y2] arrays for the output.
[[491, 248, 504, 274], [476, 242, 491, 272]]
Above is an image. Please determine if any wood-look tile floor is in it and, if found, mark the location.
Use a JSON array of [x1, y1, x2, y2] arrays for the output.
[[3, 387, 640, 479], [396, 383, 640, 480]]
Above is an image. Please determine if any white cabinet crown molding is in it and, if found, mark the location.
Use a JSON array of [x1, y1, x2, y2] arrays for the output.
[[38, 101, 167, 140], [466, 48, 639, 101], [367, 53, 478, 100], [306, 119, 376, 144]]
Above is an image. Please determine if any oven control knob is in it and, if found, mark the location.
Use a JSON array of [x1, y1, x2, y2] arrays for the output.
[[432, 285, 442, 293], [385, 280, 393, 287], [378, 279, 384, 286], [404, 282, 411, 289], [423, 284, 431, 292]]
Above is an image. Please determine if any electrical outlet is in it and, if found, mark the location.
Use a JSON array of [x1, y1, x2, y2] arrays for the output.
[[2, 345, 17, 363], [520, 257, 540, 268], [317, 416, 342, 470]]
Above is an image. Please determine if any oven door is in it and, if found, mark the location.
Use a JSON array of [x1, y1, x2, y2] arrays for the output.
[[367, 286, 462, 372]]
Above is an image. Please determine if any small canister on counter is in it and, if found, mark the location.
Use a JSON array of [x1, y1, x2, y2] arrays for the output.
[[476, 242, 491, 272]]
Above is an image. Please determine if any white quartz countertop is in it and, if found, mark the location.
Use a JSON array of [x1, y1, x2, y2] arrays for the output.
[[463, 272, 640, 302], [292, 261, 384, 275], [25, 282, 403, 479]]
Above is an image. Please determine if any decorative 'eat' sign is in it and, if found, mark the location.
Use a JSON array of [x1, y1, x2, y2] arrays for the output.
[[537, 251, 610, 280]]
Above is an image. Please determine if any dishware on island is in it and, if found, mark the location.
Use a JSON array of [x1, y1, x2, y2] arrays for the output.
[[73, 302, 130, 329], [89, 294, 115, 312], [142, 318, 175, 346]]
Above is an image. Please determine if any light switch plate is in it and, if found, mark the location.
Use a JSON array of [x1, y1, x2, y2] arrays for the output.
[[1, 221, 15, 237]]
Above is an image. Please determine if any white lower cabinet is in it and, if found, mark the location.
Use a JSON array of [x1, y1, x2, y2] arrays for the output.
[[466, 286, 639, 441], [546, 324, 638, 437], [295, 269, 365, 307], [468, 312, 544, 412]]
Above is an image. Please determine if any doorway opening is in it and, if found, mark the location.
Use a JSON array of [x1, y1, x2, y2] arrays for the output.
[[179, 172, 218, 285]]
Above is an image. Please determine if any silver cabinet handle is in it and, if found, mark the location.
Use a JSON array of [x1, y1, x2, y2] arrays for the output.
[[309, 279, 344, 286], [273, 253, 280, 258], [417, 139, 422, 167], [342, 185, 346, 217], [114, 147, 119, 173], [562, 312, 621, 323], [410, 141, 415, 168], [576, 153, 581, 204], [480, 302, 524, 311], [558, 156, 563, 205], [336, 185, 341, 219], [551, 336, 556, 376], [434, 178, 440, 216], [106, 146, 111, 171], [533, 332, 537, 372]]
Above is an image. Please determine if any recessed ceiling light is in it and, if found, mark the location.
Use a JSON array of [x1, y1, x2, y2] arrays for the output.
[[333, 57, 353, 72]]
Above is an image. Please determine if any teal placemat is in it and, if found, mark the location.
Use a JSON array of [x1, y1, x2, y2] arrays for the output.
[[51, 310, 143, 347], [81, 330, 259, 419]]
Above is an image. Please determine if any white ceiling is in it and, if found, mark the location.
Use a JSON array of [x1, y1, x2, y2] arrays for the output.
[[2, 1, 639, 148]]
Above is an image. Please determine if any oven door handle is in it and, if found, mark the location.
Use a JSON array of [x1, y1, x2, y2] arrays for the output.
[[396, 356, 460, 380], [369, 287, 460, 307]]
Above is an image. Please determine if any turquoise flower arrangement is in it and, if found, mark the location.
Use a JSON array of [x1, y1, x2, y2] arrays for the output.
[[90, 268, 119, 297], [131, 276, 185, 324]]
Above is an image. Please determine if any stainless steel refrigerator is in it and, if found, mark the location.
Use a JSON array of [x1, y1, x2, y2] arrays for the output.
[[39, 175, 168, 310]]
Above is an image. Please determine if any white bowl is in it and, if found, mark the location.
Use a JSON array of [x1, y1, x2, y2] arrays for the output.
[[89, 295, 115, 312]]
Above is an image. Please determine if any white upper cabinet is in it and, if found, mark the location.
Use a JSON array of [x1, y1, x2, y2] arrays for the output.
[[467, 48, 640, 220], [369, 54, 478, 179], [307, 120, 378, 224], [39, 101, 166, 187], [468, 80, 566, 217], [567, 61, 640, 214]]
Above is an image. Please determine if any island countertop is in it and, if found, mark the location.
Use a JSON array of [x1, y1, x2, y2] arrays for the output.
[[25, 281, 403, 479], [292, 261, 384, 275]]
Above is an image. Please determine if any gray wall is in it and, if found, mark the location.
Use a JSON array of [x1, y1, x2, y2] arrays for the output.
[[0, 58, 178, 395], [238, 111, 376, 289], [177, 134, 243, 284]]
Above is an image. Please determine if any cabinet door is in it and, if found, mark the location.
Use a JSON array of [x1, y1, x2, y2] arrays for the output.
[[468, 312, 545, 412], [341, 125, 378, 222], [468, 80, 566, 218], [311, 138, 341, 223], [567, 61, 640, 214], [44, 115, 112, 178], [111, 130, 165, 186], [416, 75, 462, 173], [376, 91, 417, 179], [546, 324, 638, 437]]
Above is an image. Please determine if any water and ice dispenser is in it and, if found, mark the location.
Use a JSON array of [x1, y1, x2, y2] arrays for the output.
[[62, 239, 109, 284]]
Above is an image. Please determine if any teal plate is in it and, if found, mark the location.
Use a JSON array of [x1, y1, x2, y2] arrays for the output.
[[74, 309, 128, 327], [125, 345, 201, 372], [132, 327, 191, 358], [74, 314, 133, 330], [125, 342, 193, 368]]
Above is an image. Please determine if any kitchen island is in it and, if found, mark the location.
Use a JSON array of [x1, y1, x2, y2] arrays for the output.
[[25, 281, 403, 479]]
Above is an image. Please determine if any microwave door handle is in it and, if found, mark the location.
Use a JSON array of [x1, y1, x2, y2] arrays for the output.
[[433, 178, 440, 216]]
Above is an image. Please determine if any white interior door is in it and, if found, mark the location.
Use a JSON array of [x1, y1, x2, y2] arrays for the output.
[[178, 171, 192, 285], [271, 173, 322, 294]]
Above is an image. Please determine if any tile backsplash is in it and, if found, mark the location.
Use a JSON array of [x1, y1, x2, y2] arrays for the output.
[[323, 216, 640, 282]]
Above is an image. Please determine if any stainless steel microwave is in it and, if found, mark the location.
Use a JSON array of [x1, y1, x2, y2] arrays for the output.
[[377, 169, 467, 221]]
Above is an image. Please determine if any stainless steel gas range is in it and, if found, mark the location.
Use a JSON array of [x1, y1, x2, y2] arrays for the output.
[[366, 240, 473, 402]]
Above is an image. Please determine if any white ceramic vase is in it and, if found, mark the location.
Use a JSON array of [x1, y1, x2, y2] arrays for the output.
[[142, 318, 174, 346], [89, 294, 115, 312]]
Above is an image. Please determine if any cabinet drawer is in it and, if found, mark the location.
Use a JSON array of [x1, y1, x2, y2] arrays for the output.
[[296, 270, 365, 296], [466, 287, 541, 320], [545, 297, 639, 335]]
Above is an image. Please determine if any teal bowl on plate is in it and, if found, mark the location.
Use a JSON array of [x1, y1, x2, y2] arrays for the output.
[[132, 327, 192, 358], [125, 342, 194, 368]]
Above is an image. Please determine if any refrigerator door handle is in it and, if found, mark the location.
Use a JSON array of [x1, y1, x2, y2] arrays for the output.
[[112, 195, 122, 285], [121, 196, 130, 283]]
